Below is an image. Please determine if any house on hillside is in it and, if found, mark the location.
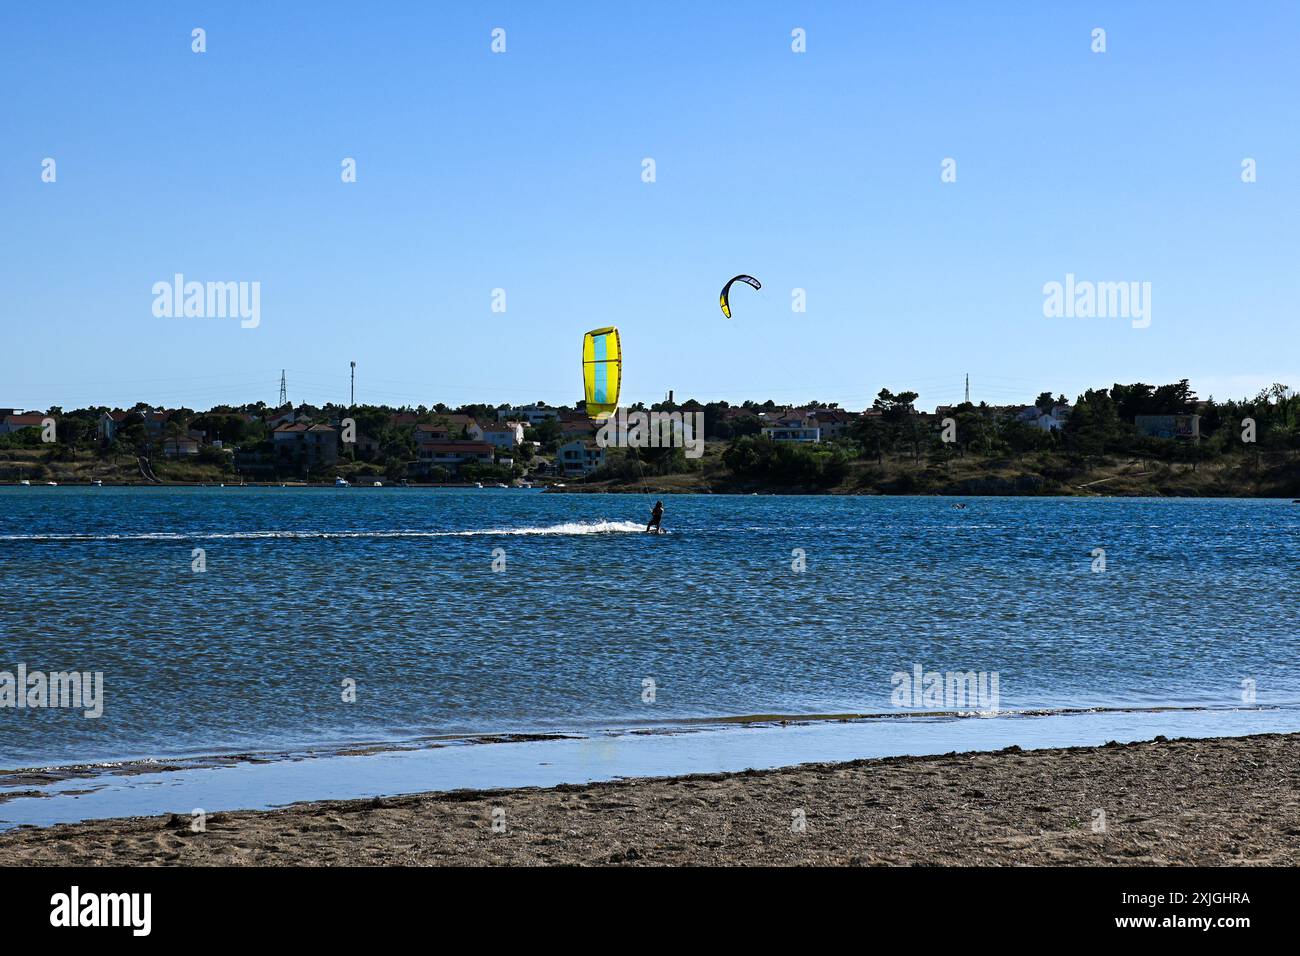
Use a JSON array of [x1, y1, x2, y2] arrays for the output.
[[559, 419, 597, 441], [758, 409, 822, 443], [756, 406, 855, 444], [416, 440, 494, 475], [412, 423, 451, 442], [161, 433, 203, 456], [761, 422, 820, 443], [558, 439, 605, 475], [136, 409, 173, 440], [473, 421, 524, 449], [1135, 414, 1200, 440], [808, 408, 857, 440], [267, 406, 297, 427], [273, 422, 338, 467], [351, 433, 381, 458], [1015, 405, 1072, 432], [99, 411, 129, 442], [498, 404, 561, 426], [0, 412, 47, 435]]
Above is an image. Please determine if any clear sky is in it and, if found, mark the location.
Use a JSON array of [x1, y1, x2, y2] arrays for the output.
[[3, 1, 1297, 414]]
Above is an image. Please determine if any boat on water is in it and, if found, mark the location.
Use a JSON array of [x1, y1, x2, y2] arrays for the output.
[[91, 479, 103, 487], [474, 481, 484, 489], [334, 477, 350, 487], [372, 481, 382, 487], [19, 479, 30, 486]]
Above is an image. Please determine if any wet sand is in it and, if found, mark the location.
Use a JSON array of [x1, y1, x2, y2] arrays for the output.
[[1, 733, 1295, 865]]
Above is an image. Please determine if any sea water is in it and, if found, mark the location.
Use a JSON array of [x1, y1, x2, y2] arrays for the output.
[[1, 487, 1298, 825]]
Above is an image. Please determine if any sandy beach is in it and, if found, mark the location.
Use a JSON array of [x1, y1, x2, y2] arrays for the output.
[[1, 732, 1295, 866]]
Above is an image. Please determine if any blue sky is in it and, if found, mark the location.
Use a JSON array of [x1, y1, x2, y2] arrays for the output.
[[3, 1, 1297, 413]]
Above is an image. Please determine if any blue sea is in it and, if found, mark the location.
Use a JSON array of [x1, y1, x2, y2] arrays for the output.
[[2, 487, 1298, 827]]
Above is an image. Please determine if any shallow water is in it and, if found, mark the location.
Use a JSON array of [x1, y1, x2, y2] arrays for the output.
[[2, 707, 1294, 830], [1, 487, 1298, 815]]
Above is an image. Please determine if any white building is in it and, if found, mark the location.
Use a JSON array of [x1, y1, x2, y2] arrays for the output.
[[162, 434, 202, 456], [498, 404, 561, 426], [0, 412, 47, 435], [1016, 405, 1071, 432], [472, 421, 525, 449]]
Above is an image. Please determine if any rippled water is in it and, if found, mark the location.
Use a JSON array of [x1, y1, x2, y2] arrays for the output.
[[2, 487, 1298, 770]]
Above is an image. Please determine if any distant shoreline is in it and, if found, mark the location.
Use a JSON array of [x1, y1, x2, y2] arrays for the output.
[[0, 480, 531, 490], [3, 479, 1298, 499], [2, 733, 1295, 865]]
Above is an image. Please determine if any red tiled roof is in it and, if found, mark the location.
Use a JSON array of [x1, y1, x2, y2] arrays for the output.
[[3, 413, 46, 426], [812, 409, 854, 423]]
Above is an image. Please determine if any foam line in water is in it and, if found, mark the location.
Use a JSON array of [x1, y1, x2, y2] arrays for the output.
[[0, 520, 650, 542]]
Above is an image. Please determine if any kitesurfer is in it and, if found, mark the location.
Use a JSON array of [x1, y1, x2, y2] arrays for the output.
[[646, 500, 664, 534]]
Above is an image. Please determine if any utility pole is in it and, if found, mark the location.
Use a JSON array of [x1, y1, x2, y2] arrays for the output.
[[964, 373, 970, 405], [350, 361, 356, 407], [279, 370, 288, 407]]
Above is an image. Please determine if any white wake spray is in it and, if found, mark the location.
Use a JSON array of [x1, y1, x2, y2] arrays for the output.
[[0, 520, 650, 542]]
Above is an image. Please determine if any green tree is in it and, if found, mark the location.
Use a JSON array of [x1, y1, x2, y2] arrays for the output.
[[1064, 389, 1123, 458]]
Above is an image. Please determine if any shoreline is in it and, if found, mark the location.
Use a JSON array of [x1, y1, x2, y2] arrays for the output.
[[0, 703, 1272, 796], [2, 732, 1295, 866], [4, 480, 1299, 500]]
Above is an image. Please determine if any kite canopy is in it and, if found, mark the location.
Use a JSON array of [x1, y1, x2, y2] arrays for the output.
[[719, 274, 761, 318], [582, 326, 622, 419]]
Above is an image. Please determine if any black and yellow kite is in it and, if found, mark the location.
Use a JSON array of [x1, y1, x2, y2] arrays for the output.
[[719, 274, 761, 318]]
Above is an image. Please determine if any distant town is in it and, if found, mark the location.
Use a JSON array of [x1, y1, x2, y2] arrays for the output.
[[1, 378, 1296, 496]]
